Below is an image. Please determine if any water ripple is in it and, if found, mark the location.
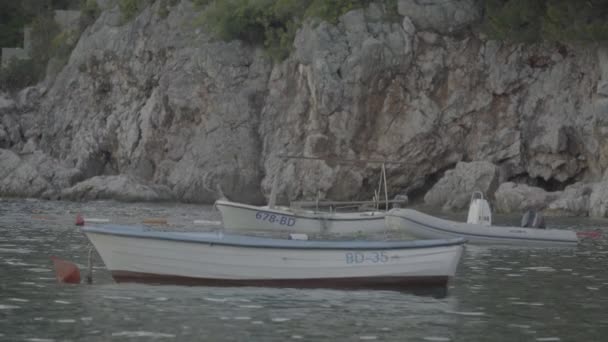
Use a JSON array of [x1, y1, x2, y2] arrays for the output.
[[111, 331, 176, 338], [0, 304, 20, 310], [1, 199, 607, 342]]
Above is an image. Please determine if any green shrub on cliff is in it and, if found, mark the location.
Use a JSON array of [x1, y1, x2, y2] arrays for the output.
[[482, 0, 544, 42], [542, 1, 608, 42], [1, 11, 86, 90], [30, 15, 62, 65], [304, 0, 371, 24], [0, 1, 27, 49], [48, 28, 82, 74], [119, 0, 154, 22], [197, 0, 397, 62], [0, 58, 44, 91], [0, 12, 59, 91], [482, 0, 608, 43], [0, 0, 96, 90], [158, 0, 180, 18], [200, 0, 306, 61], [80, 0, 101, 29]]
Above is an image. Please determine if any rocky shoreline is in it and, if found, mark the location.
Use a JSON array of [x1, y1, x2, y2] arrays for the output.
[[422, 161, 606, 217], [2, 0, 608, 217]]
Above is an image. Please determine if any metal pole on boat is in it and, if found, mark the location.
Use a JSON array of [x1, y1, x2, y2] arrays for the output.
[[376, 170, 383, 210], [373, 191, 379, 211], [85, 245, 94, 284], [382, 163, 388, 212], [269, 158, 286, 209], [268, 174, 279, 209]]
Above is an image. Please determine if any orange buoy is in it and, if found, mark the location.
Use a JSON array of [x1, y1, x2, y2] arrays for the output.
[[577, 231, 602, 239], [75, 214, 85, 226], [50, 256, 81, 284]]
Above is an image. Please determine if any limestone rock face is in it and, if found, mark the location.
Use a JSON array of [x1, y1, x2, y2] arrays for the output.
[[494, 182, 561, 213], [0, 93, 14, 111], [590, 182, 608, 218], [0, 93, 18, 149], [260, 5, 602, 206], [589, 171, 608, 217], [0, 97, 10, 148], [0, 1, 607, 212], [546, 182, 593, 216], [424, 161, 499, 210], [60, 175, 172, 202], [32, 1, 271, 204], [0, 149, 51, 198], [260, 6, 416, 202], [0, 149, 80, 198], [397, 0, 482, 34]]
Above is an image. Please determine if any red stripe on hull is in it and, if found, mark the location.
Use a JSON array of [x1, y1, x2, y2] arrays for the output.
[[111, 271, 449, 293]]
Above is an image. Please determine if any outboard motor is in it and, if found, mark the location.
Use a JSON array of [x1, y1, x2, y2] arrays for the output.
[[467, 191, 492, 226], [521, 210, 546, 229]]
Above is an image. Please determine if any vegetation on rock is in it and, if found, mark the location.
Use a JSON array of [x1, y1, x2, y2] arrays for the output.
[[482, 0, 608, 43], [196, 0, 398, 62], [195, 0, 608, 59], [0, 0, 101, 91], [80, 0, 101, 29], [3, 0, 608, 90], [119, 0, 154, 22], [0, 0, 82, 48], [158, 0, 180, 18], [0, 58, 44, 91]]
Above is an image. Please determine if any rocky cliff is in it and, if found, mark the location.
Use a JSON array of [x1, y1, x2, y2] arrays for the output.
[[2, 0, 608, 217]]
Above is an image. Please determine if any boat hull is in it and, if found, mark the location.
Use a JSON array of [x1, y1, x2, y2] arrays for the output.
[[386, 209, 578, 247], [83, 225, 463, 290], [216, 200, 386, 234]]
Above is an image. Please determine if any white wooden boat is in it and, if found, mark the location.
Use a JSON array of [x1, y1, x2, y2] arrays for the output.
[[215, 199, 387, 234], [214, 157, 408, 234], [82, 224, 465, 289], [386, 208, 578, 247]]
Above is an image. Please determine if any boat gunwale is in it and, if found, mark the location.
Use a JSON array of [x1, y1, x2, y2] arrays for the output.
[[387, 210, 578, 244], [215, 200, 386, 222], [82, 225, 466, 250]]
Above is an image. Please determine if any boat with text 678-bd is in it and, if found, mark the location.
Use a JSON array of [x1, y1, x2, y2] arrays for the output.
[[215, 199, 387, 234]]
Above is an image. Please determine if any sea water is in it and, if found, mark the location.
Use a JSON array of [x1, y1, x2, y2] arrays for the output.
[[0, 199, 607, 341]]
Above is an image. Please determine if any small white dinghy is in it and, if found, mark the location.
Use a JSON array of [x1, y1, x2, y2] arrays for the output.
[[386, 192, 578, 247], [82, 224, 465, 290]]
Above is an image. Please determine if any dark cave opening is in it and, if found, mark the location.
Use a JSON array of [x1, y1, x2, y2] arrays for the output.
[[507, 174, 578, 192]]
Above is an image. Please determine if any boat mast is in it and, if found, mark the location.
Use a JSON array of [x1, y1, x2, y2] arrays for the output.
[[382, 163, 388, 212], [375, 172, 382, 210], [268, 173, 279, 209]]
